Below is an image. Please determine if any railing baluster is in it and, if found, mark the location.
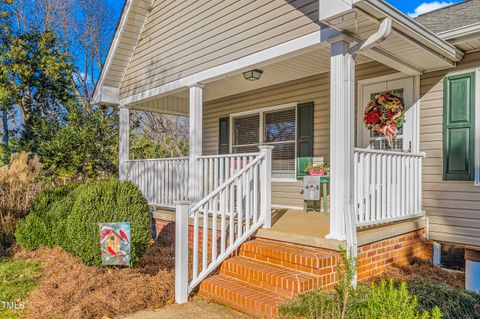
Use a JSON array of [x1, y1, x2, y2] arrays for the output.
[[253, 162, 259, 224], [358, 152, 365, 223], [370, 154, 376, 222], [237, 173, 243, 239], [220, 188, 226, 254], [381, 154, 387, 220], [354, 152, 359, 221], [229, 183, 234, 247], [202, 204, 208, 272], [387, 154, 392, 218], [364, 153, 371, 222], [193, 210, 199, 280], [352, 149, 424, 227]]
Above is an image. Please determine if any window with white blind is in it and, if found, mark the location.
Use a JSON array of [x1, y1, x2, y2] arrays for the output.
[[231, 106, 297, 179]]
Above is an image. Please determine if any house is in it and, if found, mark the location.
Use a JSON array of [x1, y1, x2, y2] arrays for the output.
[[93, 0, 480, 317]]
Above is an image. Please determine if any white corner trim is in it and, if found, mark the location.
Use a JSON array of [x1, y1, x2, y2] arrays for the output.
[[94, 86, 120, 106], [475, 68, 480, 186], [93, 0, 134, 104], [120, 29, 341, 106]]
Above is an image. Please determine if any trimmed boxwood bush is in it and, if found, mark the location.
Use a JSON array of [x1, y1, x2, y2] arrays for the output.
[[66, 178, 151, 266], [16, 183, 79, 250], [16, 179, 151, 267]]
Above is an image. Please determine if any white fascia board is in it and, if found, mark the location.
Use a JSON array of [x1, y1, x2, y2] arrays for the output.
[[439, 23, 480, 45], [120, 28, 341, 106], [94, 86, 120, 106], [355, 0, 464, 62], [92, 0, 134, 105]]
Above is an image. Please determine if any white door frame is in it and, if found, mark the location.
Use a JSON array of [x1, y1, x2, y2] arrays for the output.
[[357, 73, 420, 152]]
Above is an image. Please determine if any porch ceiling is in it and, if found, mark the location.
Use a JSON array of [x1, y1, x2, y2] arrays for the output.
[[164, 48, 372, 104]]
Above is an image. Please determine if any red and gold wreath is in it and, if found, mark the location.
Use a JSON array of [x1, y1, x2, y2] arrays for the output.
[[363, 92, 405, 146]]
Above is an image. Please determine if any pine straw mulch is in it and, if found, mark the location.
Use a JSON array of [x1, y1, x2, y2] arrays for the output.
[[13, 238, 176, 319], [370, 258, 465, 289]]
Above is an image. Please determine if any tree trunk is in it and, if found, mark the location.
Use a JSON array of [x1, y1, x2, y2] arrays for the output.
[[2, 107, 9, 163]]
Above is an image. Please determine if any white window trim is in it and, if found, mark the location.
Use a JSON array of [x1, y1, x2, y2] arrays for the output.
[[356, 73, 420, 152], [475, 68, 480, 186], [229, 103, 298, 182]]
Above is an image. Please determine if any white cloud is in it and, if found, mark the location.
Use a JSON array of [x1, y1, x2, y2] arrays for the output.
[[408, 1, 456, 18]]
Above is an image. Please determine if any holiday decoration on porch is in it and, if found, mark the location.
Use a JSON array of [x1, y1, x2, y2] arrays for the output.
[[99, 222, 131, 266], [363, 92, 404, 146]]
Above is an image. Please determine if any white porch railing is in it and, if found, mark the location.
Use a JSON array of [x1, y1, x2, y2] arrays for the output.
[[175, 146, 272, 303], [124, 157, 189, 208], [354, 148, 425, 227], [198, 153, 257, 198]]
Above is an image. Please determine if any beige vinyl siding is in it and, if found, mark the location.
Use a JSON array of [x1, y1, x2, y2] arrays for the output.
[[120, 0, 321, 99], [202, 61, 395, 208], [103, 0, 151, 88], [420, 51, 480, 248]]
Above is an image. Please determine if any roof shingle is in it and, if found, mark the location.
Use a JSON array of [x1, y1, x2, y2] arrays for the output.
[[414, 0, 480, 34]]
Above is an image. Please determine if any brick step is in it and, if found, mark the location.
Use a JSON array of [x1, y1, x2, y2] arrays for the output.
[[199, 274, 288, 319], [239, 239, 340, 276], [220, 256, 322, 297]]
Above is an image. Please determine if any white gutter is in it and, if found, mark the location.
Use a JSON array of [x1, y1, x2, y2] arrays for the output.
[[349, 18, 392, 54], [356, 0, 464, 62]]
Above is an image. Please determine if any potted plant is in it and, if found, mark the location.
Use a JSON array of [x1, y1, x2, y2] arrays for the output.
[[304, 161, 329, 176]]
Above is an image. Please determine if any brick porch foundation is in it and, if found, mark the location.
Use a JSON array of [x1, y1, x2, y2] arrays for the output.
[[154, 217, 432, 318]]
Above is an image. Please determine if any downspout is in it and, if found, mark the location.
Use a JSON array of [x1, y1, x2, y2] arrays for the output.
[[345, 17, 392, 285]]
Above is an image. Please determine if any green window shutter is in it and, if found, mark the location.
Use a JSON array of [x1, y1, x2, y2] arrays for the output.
[[218, 117, 230, 154], [296, 102, 314, 179], [443, 72, 475, 181]]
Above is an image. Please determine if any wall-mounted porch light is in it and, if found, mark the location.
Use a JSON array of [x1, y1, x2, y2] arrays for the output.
[[242, 69, 263, 81]]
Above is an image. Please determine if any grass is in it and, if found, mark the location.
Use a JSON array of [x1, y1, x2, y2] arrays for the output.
[[0, 258, 42, 318]]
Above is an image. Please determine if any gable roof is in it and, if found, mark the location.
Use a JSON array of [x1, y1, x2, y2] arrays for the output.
[[95, 0, 466, 106], [93, 0, 153, 105], [414, 0, 480, 34]]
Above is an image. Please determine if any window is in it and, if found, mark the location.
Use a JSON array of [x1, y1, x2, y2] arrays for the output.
[[231, 106, 297, 179], [264, 108, 296, 178], [232, 114, 260, 153]]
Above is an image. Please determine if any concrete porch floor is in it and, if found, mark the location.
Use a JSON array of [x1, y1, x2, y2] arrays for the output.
[[255, 209, 427, 251], [255, 209, 342, 250]]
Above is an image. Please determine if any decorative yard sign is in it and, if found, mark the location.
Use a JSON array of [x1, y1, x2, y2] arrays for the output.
[[304, 176, 321, 201], [363, 92, 405, 146], [99, 222, 131, 266]]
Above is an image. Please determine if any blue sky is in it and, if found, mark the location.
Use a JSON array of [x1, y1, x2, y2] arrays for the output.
[[386, 1, 461, 17]]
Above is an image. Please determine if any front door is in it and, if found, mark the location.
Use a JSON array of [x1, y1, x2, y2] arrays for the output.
[[357, 76, 415, 152]]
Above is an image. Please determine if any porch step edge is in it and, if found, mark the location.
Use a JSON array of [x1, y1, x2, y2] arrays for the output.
[[239, 239, 341, 275], [199, 274, 288, 319], [221, 256, 326, 297]]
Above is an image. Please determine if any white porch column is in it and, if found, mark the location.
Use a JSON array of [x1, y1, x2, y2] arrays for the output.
[[118, 105, 130, 180], [188, 83, 204, 201], [327, 40, 355, 241]]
